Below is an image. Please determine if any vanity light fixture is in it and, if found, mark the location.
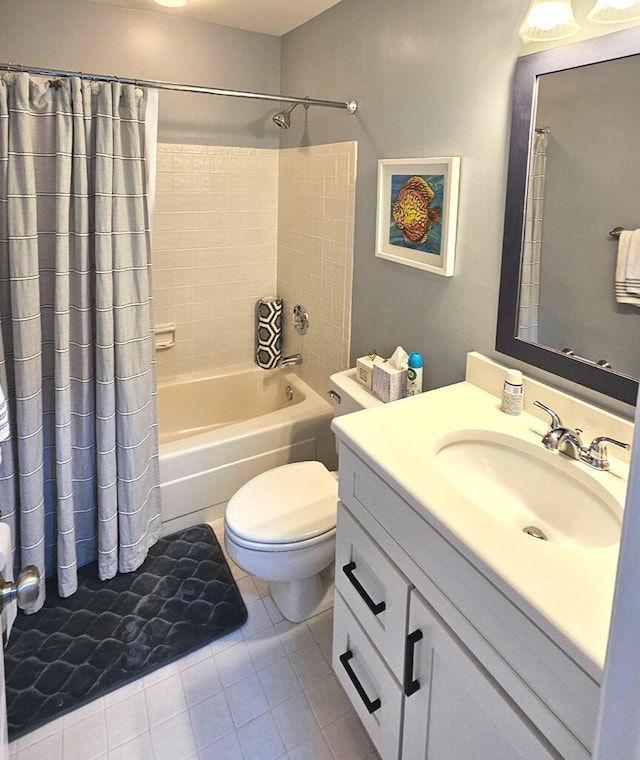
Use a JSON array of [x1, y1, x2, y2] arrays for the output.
[[153, 0, 187, 8], [519, 0, 580, 41], [587, 0, 640, 23]]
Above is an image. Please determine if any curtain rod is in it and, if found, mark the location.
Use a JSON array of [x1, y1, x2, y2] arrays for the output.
[[0, 62, 358, 114]]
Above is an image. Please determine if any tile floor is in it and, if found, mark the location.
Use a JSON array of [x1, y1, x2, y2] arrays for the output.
[[8, 519, 380, 760]]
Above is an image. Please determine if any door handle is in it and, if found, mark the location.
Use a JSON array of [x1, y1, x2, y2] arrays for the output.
[[0, 565, 40, 611], [404, 628, 423, 696], [342, 561, 386, 616], [339, 649, 381, 714]]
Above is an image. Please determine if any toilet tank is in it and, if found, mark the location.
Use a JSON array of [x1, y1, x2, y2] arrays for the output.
[[329, 368, 383, 416]]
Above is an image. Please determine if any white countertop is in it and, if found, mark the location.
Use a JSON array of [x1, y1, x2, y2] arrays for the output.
[[332, 380, 630, 679]]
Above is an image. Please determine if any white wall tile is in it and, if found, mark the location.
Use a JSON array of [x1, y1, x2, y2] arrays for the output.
[[152, 141, 355, 389], [152, 144, 278, 380], [277, 142, 357, 396]]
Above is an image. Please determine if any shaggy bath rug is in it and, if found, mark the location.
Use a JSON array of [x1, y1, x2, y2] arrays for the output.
[[4, 523, 247, 738]]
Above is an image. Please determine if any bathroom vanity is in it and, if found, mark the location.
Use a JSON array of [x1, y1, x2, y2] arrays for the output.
[[331, 353, 632, 760]]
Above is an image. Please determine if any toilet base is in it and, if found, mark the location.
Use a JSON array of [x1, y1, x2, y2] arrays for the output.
[[270, 565, 334, 623]]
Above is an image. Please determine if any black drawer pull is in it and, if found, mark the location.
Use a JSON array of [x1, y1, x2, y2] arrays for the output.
[[342, 561, 386, 616], [339, 650, 382, 714], [404, 628, 423, 697]]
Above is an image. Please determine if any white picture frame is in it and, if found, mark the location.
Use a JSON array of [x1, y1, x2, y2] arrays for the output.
[[375, 157, 460, 277]]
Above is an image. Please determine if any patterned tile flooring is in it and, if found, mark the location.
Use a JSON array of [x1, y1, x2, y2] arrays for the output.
[[8, 519, 380, 760]]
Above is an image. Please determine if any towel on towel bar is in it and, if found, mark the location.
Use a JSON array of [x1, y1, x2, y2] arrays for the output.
[[615, 229, 640, 306]]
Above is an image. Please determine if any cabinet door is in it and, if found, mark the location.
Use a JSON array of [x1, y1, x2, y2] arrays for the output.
[[402, 590, 560, 760]]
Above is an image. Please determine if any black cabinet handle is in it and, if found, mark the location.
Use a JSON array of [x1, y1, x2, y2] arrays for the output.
[[339, 650, 382, 714], [342, 561, 386, 616], [404, 628, 423, 697]]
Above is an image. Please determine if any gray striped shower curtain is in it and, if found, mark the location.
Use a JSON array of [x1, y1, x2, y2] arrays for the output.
[[0, 73, 161, 609]]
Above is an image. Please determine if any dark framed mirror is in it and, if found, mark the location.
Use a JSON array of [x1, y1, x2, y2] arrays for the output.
[[497, 27, 640, 406]]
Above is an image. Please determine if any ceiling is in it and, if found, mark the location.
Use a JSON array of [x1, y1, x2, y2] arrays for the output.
[[87, 0, 343, 36]]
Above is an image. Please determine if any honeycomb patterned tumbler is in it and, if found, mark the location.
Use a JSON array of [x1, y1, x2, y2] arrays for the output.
[[255, 297, 283, 369]]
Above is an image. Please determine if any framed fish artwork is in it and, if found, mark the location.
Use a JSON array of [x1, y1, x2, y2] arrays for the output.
[[375, 157, 460, 276]]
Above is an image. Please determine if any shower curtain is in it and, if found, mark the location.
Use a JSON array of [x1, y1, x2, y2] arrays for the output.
[[518, 129, 549, 344], [0, 73, 161, 609]]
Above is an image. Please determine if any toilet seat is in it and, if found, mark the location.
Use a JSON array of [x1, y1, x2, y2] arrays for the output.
[[225, 461, 338, 547], [225, 524, 336, 552]]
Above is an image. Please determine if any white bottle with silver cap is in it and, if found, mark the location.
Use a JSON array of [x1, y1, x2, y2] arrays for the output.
[[501, 369, 524, 415]]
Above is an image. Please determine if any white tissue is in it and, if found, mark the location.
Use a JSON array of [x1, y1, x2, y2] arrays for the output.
[[372, 346, 408, 402], [388, 346, 408, 371]]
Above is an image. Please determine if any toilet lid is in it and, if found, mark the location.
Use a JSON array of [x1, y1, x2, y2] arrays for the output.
[[225, 461, 338, 545]]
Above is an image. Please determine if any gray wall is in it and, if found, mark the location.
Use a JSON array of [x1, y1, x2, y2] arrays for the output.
[[0, 0, 281, 148], [536, 57, 640, 379], [279, 0, 528, 393]]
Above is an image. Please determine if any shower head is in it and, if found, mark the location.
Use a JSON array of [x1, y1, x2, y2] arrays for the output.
[[272, 100, 309, 129], [272, 102, 299, 129]]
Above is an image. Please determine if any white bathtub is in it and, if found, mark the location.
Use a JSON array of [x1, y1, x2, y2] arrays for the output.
[[157, 366, 336, 533]]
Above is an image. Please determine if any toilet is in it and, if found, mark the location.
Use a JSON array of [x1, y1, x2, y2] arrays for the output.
[[224, 368, 382, 622]]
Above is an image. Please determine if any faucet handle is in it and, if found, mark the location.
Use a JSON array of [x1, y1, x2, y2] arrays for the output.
[[585, 436, 631, 470], [533, 400, 563, 430]]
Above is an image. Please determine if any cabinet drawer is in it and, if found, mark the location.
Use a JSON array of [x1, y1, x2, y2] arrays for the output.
[[335, 504, 411, 679], [333, 591, 403, 760]]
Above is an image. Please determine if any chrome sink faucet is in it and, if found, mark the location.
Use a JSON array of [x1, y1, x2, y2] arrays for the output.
[[534, 400, 630, 471]]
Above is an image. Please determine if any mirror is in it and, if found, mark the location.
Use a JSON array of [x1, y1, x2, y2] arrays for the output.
[[497, 27, 640, 406]]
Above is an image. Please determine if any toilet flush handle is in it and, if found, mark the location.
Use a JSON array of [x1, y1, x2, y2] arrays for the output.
[[328, 390, 341, 404]]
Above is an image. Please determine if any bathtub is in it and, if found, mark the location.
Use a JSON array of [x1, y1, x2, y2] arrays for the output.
[[157, 366, 336, 534]]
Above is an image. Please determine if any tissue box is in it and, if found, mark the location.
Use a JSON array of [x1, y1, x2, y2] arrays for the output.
[[355, 354, 384, 390], [372, 362, 407, 402]]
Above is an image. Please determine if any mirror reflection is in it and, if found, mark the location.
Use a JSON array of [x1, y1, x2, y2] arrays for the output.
[[497, 26, 640, 405], [517, 55, 640, 379]]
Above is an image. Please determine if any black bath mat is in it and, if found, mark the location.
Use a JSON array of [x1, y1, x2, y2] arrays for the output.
[[4, 523, 247, 739]]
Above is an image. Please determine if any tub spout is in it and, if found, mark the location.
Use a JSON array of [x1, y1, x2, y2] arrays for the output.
[[279, 353, 303, 367]]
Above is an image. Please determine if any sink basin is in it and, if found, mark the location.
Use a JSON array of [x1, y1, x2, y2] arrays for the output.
[[435, 431, 622, 549]]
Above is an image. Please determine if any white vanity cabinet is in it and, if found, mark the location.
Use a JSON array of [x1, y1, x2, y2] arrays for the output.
[[334, 507, 559, 760], [332, 445, 597, 760]]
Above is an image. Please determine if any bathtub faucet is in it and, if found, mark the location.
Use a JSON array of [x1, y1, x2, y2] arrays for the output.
[[278, 353, 303, 367]]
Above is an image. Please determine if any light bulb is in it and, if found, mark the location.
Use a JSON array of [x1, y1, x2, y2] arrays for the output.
[[519, 0, 580, 41], [587, 0, 640, 23], [153, 0, 188, 8]]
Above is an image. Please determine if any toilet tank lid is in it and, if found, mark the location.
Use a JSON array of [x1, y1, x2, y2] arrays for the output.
[[225, 462, 338, 544]]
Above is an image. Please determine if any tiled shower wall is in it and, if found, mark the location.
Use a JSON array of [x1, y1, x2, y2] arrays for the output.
[[152, 145, 278, 379], [277, 142, 356, 395], [151, 141, 356, 394]]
